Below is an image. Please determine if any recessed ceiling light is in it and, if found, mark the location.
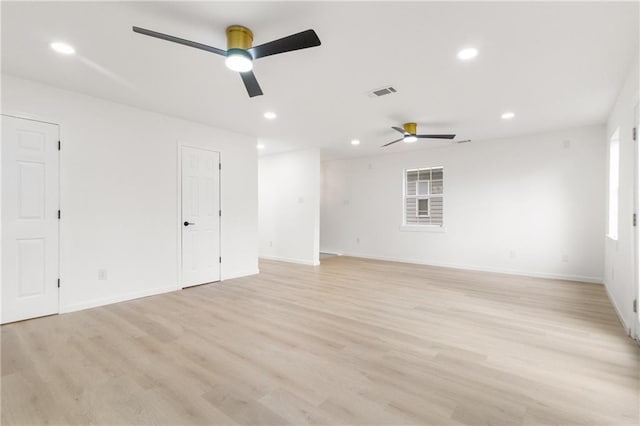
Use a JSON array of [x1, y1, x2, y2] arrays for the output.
[[264, 112, 277, 120], [351, 139, 360, 146], [256, 143, 265, 150], [403, 135, 418, 143], [50, 42, 75, 55], [457, 47, 478, 61], [501, 111, 515, 120]]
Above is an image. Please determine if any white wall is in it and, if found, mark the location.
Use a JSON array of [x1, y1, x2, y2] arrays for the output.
[[1, 74, 259, 313], [604, 55, 639, 335], [259, 148, 320, 265], [321, 125, 605, 282]]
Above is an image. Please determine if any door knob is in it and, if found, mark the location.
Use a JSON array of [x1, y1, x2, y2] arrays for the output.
[[184, 221, 195, 227]]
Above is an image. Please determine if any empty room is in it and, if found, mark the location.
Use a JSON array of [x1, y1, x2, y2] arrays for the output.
[[1, 1, 639, 425]]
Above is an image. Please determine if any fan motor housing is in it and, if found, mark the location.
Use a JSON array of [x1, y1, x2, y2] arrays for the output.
[[403, 122, 417, 134], [226, 25, 253, 50]]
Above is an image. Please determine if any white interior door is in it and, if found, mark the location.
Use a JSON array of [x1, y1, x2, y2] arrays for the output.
[[181, 146, 220, 288], [2, 115, 59, 323]]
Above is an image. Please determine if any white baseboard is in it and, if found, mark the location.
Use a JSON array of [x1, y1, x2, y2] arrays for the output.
[[604, 283, 632, 336], [59, 269, 260, 314], [339, 251, 604, 284], [320, 248, 343, 256], [259, 255, 320, 266], [60, 285, 178, 314], [222, 269, 260, 281]]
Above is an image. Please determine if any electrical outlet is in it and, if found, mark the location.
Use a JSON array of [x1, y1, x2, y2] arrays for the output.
[[561, 254, 569, 263], [269, 241, 273, 247], [563, 139, 571, 149], [98, 269, 108, 280], [298, 196, 304, 204], [356, 237, 360, 244], [509, 250, 516, 259]]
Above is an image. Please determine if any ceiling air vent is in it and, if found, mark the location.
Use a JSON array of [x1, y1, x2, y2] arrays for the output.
[[456, 139, 472, 144], [369, 86, 397, 97]]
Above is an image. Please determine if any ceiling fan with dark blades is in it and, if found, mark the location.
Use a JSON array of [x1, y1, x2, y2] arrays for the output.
[[382, 123, 456, 147], [132, 25, 321, 97]]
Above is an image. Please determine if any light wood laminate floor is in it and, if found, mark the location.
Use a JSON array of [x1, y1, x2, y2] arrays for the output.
[[2, 257, 638, 425]]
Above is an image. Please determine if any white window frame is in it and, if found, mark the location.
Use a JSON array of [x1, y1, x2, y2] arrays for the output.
[[402, 166, 444, 228]]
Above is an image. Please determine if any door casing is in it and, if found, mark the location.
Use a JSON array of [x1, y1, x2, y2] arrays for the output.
[[633, 100, 639, 341]]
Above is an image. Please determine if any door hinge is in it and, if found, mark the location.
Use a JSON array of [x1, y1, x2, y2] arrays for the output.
[[57, 278, 60, 288], [58, 140, 61, 150], [219, 210, 222, 217], [219, 163, 222, 170], [57, 210, 61, 220], [634, 299, 637, 313], [633, 213, 637, 227], [219, 256, 222, 263], [633, 127, 637, 141]]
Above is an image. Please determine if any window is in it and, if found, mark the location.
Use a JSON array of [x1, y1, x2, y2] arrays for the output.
[[608, 129, 620, 240], [404, 167, 443, 226]]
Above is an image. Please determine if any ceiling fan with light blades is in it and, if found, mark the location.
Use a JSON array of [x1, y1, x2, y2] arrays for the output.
[[132, 25, 321, 98], [382, 123, 456, 147]]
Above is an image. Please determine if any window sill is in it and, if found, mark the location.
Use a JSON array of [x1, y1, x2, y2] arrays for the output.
[[399, 225, 447, 233]]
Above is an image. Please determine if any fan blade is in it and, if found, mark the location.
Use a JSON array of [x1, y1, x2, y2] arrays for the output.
[[416, 134, 456, 139], [382, 138, 404, 147], [240, 71, 263, 97], [391, 126, 407, 134], [249, 29, 321, 59], [132, 26, 226, 56]]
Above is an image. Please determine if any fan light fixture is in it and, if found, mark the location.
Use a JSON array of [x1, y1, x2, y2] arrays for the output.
[[224, 26, 254, 72], [403, 135, 418, 143], [225, 49, 253, 72]]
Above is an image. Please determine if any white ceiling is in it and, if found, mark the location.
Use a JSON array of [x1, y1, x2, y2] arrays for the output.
[[2, 1, 638, 159]]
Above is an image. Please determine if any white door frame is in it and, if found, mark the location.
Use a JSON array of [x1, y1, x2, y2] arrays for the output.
[[176, 142, 221, 289], [634, 100, 639, 341], [1, 113, 61, 321]]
